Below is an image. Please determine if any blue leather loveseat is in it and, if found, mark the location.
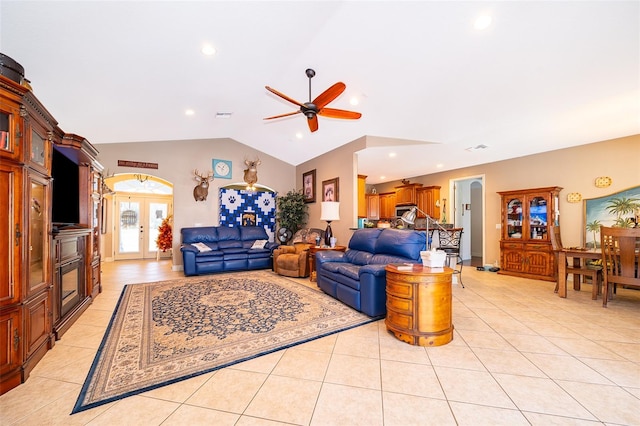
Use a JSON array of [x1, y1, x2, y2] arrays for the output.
[[315, 228, 425, 317], [180, 226, 279, 276]]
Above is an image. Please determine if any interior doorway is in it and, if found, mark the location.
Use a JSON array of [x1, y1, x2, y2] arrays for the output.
[[450, 175, 485, 267]]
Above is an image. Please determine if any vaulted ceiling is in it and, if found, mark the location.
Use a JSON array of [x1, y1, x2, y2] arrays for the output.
[[1, 1, 638, 183]]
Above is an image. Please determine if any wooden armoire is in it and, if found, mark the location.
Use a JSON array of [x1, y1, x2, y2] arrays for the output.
[[0, 70, 102, 395]]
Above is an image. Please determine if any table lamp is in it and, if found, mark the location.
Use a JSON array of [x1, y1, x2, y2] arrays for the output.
[[320, 201, 340, 246], [400, 206, 448, 250]]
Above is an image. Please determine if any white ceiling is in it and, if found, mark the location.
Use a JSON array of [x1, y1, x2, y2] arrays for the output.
[[2, 1, 638, 184]]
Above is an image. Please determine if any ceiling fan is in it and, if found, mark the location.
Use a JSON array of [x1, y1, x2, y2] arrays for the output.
[[264, 68, 362, 132]]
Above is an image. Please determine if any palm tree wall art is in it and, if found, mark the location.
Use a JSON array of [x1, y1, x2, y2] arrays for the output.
[[583, 186, 640, 248]]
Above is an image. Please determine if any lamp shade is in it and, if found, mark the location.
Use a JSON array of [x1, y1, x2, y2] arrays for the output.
[[320, 202, 340, 221], [400, 207, 417, 225]]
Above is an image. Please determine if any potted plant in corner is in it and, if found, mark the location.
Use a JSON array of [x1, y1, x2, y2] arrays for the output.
[[276, 190, 308, 244]]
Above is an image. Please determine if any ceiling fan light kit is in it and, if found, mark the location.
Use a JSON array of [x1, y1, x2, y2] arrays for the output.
[[264, 68, 362, 132]]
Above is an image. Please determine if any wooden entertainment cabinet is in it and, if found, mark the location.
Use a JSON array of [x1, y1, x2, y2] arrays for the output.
[[0, 73, 102, 395]]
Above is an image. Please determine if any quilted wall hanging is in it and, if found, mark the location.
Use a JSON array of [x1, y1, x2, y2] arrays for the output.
[[219, 185, 277, 241]]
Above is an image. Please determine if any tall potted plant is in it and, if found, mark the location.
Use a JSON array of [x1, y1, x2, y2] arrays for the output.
[[276, 190, 308, 244]]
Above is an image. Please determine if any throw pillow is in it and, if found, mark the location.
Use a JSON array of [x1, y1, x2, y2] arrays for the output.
[[251, 240, 268, 249], [192, 242, 212, 252]]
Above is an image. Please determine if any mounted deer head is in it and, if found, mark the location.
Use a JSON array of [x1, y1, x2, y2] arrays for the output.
[[193, 169, 214, 201], [243, 157, 261, 189]]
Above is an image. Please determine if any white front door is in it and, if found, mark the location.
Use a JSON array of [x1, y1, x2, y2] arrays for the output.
[[114, 194, 172, 260]]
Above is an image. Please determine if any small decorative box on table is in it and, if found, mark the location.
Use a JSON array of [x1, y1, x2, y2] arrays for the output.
[[385, 264, 454, 347]]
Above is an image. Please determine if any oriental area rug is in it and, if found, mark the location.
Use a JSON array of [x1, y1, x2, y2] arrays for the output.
[[72, 272, 375, 414]]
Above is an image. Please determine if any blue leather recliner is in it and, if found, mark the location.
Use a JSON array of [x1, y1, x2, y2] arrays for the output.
[[315, 228, 425, 317]]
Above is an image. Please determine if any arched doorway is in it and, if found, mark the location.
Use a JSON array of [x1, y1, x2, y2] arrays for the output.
[[103, 174, 173, 261], [450, 175, 485, 267]]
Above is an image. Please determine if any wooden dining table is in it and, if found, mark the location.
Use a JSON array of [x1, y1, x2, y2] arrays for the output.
[[557, 248, 601, 298]]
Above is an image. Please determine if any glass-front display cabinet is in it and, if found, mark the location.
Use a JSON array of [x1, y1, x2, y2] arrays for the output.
[[498, 186, 562, 282]]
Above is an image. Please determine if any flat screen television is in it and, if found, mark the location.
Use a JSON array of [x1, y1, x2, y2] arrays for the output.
[[51, 148, 80, 225]]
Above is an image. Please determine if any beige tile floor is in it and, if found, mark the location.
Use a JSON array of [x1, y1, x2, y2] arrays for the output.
[[1, 260, 639, 425]]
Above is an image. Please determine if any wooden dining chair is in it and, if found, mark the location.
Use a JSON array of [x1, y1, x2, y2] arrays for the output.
[[599, 226, 640, 307], [550, 225, 602, 299]]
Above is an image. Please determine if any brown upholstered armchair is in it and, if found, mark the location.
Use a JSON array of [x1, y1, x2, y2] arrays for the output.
[[273, 228, 324, 278], [273, 242, 313, 277]]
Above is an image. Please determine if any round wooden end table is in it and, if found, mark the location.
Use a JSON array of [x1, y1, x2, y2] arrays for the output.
[[385, 264, 454, 347], [308, 245, 347, 282]]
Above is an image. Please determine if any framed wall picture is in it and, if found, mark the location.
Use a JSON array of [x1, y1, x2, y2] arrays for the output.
[[322, 177, 339, 202], [242, 211, 257, 226], [583, 185, 640, 248], [302, 169, 316, 203]]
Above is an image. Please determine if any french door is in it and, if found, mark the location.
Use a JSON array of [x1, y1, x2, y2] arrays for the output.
[[114, 194, 173, 260]]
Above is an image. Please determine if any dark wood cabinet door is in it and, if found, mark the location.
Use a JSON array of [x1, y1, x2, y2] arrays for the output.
[[0, 308, 21, 378], [0, 162, 22, 307]]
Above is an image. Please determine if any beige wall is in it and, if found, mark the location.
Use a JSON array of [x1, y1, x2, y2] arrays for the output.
[[95, 138, 296, 266], [96, 134, 639, 269], [295, 137, 367, 247], [363, 134, 640, 264]]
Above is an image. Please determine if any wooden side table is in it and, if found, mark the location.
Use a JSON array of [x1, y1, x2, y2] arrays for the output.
[[308, 245, 347, 282], [385, 264, 454, 346]]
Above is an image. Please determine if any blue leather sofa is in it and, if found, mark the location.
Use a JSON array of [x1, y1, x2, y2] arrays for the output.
[[180, 226, 279, 276], [315, 228, 425, 317]]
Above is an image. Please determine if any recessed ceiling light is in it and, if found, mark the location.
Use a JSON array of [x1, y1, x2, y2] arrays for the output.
[[474, 14, 492, 30], [379, 175, 386, 180], [388, 152, 397, 158], [215, 112, 232, 119], [295, 132, 303, 139], [436, 163, 444, 168], [201, 44, 216, 56], [185, 109, 195, 116], [350, 96, 359, 106]]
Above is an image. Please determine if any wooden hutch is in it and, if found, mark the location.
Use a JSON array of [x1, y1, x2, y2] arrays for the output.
[[497, 186, 562, 282], [0, 67, 102, 395]]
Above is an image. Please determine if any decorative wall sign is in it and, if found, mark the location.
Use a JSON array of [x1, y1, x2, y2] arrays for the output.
[[117, 160, 158, 169]]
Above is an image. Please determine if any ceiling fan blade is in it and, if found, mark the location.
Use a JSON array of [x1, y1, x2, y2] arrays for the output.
[[264, 111, 301, 120], [265, 86, 304, 107], [307, 115, 319, 132], [318, 107, 362, 120], [313, 82, 346, 109]]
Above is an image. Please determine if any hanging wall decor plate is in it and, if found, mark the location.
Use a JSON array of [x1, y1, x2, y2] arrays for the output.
[[594, 176, 612, 188]]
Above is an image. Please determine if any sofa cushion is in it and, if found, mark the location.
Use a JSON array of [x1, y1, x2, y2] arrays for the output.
[[374, 228, 425, 260], [218, 226, 241, 241], [221, 247, 248, 255], [292, 228, 325, 244], [336, 263, 361, 281], [250, 239, 268, 249], [344, 250, 373, 266], [195, 250, 224, 261], [348, 228, 383, 253], [192, 242, 212, 252], [182, 226, 218, 244], [240, 226, 269, 241]]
